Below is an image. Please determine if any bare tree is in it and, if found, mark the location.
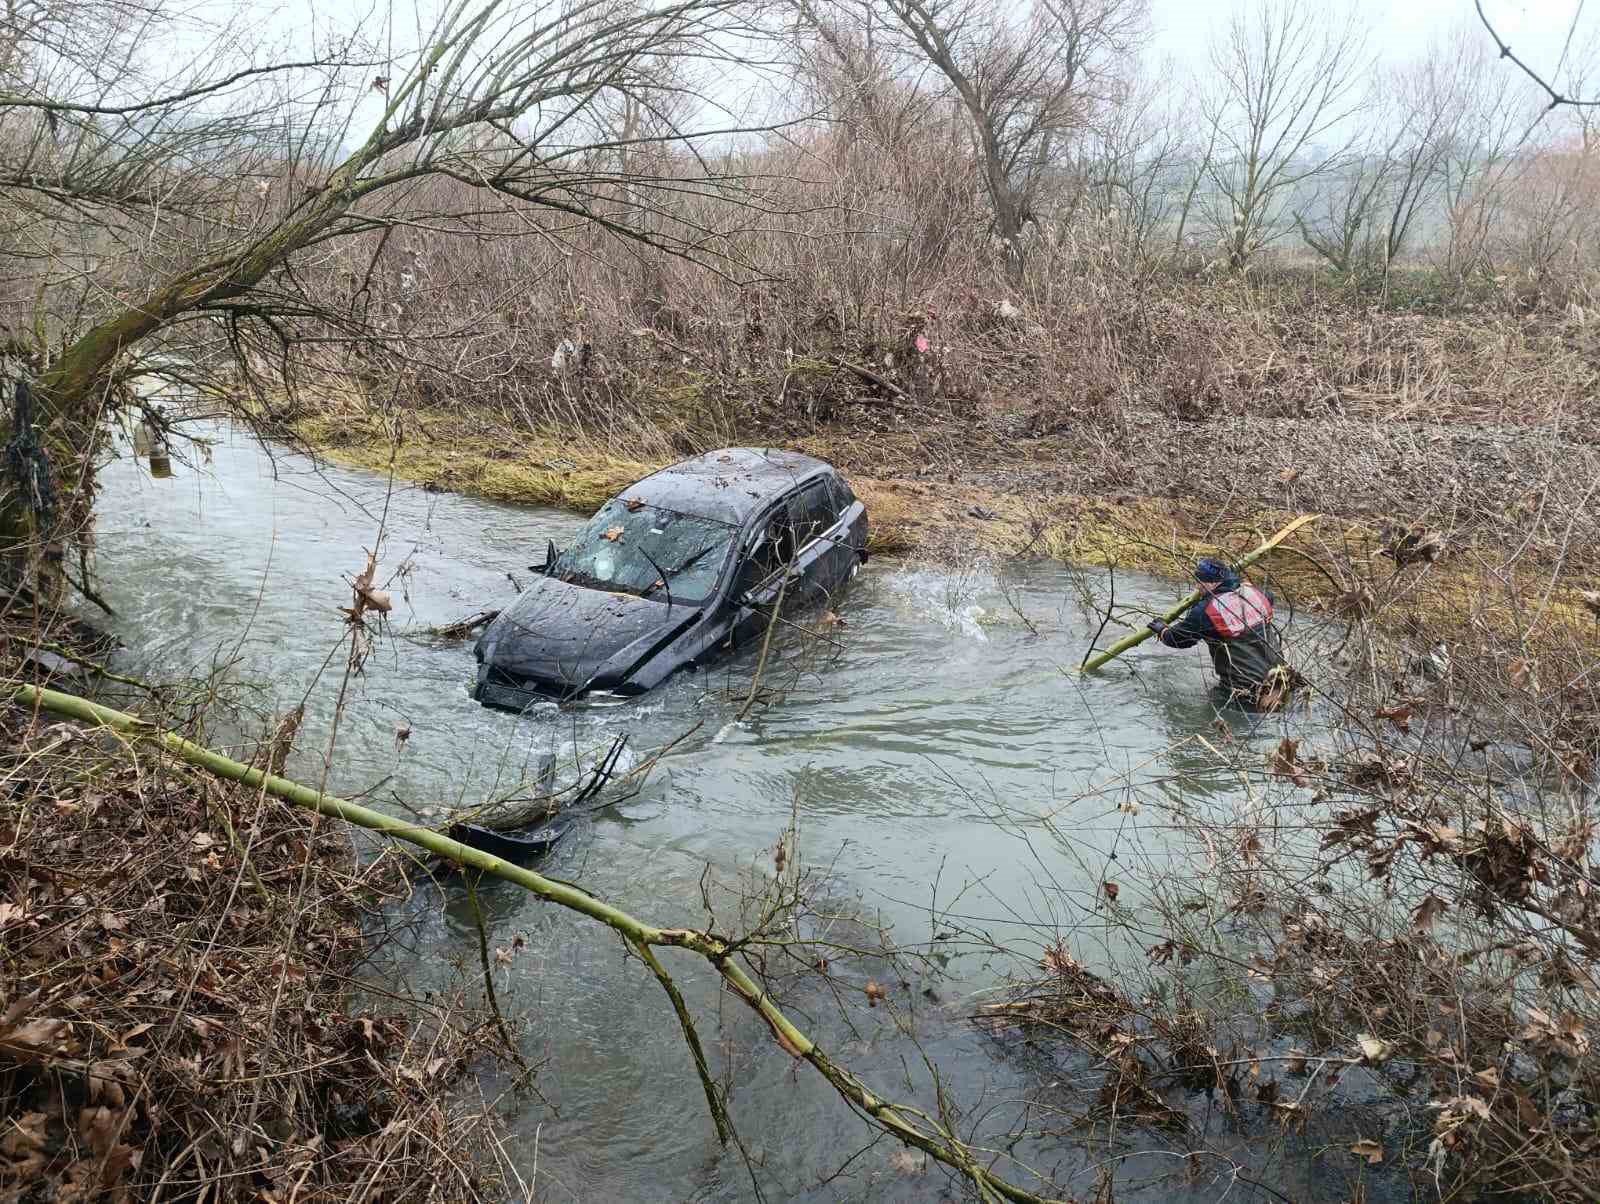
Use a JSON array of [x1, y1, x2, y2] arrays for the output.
[[1429, 29, 1537, 282], [1195, 0, 1369, 270], [803, 0, 1148, 281], [0, 0, 769, 598], [1291, 147, 1388, 276], [1072, 67, 1191, 268]]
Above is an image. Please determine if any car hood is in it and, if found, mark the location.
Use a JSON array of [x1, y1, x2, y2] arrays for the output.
[[476, 576, 694, 690]]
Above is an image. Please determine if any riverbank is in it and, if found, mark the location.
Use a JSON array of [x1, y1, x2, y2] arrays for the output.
[[289, 402, 1600, 663], [0, 611, 509, 1200]]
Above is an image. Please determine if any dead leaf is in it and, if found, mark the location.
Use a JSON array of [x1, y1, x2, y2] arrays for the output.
[[1335, 584, 1376, 618], [0, 901, 25, 926], [1276, 467, 1301, 484], [602, 526, 624, 542], [1356, 1034, 1392, 1063], [1102, 881, 1120, 904], [1412, 894, 1448, 934], [887, 1148, 925, 1174], [394, 724, 411, 754], [1350, 1138, 1384, 1164], [360, 587, 393, 614], [817, 610, 845, 628], [0, 1112, 48, 1156], [1375, 703, 1413, 733], [2, 1018, 69, 1054], [623, 497, 646, 512], [1508, 658, 1535, 688], [1269, 738, 1311, 788], [864, 980, 886, 1008]]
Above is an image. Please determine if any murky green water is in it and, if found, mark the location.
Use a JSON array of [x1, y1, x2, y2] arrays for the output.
[[94, 425, 1376, 1202]]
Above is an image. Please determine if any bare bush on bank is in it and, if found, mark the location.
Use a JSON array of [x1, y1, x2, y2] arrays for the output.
[[946, 475, 1600, 1200], [0, 614, 519, 1200]]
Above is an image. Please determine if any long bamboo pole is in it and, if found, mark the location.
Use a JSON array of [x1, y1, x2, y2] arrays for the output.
[[7, 683, 1064, 1204], [1078, 514, 1319, 673]]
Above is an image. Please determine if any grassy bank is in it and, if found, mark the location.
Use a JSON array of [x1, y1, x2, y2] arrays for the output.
[[289, 402, 1600, 668]]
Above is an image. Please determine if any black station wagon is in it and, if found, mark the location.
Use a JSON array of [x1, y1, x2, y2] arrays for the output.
[[472, 449, 869, 709]]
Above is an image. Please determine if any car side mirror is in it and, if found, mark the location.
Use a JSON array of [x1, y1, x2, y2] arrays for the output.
[[530, 539, 560, 575]]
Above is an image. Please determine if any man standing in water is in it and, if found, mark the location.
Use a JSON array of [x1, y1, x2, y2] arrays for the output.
[[1147, 558, 1292, 708]]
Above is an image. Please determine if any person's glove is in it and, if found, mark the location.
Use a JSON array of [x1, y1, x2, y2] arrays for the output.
[[1147, 620, 1168, 638]]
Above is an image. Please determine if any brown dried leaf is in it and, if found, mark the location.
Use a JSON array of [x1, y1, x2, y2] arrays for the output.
[[1276, 467, 1301, 484], [1412, 894, 1448, 934], [1350, 1138, 1384, 1164], [1508, 658, 1535, 688], [1375, 704, 1413, 733], [602, 526, 625, 542], [864, 980, 886, 1008], [623, 496, 646, 512], [1269, 738, 1311, 788], [3, 1018, 69, 1054], [1102, 880, 1120, 904], [0, 1111, 48, 1156]]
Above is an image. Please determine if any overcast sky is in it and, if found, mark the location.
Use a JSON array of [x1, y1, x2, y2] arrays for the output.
[[1147, 0, 1598, 79], [262, 0, 1599, 153]]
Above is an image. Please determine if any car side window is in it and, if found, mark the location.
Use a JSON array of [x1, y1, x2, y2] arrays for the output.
[[825, 474, 855, 516], [736, 507, 792, 597], [787, 480, 835, 547]]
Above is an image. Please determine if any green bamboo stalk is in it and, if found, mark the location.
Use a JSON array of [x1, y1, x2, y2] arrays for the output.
[[7, 683, 1065, 1204], [1078, 514, 1320, 674]]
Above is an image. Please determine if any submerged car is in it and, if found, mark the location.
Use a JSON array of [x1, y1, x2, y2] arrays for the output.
[[472, 448, 868, 709]]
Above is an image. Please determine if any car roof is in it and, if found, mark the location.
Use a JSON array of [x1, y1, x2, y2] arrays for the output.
[[622, 448, 833, 526]]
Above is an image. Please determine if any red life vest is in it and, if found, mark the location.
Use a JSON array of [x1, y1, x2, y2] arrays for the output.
[[1203, 583, 1272, 638]]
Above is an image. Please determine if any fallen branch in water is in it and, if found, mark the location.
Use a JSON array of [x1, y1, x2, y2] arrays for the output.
[[8, 683, 1066, 1204], [1078, 514, 1320, 673], [426, 608, 499, 640]]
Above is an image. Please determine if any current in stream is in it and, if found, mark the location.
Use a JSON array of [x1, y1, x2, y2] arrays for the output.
[[93, 425, 1374, 1202]]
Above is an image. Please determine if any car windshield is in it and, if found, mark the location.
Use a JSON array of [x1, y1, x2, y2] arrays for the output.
[[552, 500, 736, 605]]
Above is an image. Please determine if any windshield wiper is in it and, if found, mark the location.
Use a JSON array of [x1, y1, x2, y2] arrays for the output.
[[640, 543, 717, 599]]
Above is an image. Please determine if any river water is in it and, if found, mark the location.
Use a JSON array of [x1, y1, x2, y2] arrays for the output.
[[93, 425, 1384, 1202]]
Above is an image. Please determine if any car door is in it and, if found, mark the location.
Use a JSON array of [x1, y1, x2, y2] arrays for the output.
[[784, 477, 844, 602], [729, 500, 795, 648]]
